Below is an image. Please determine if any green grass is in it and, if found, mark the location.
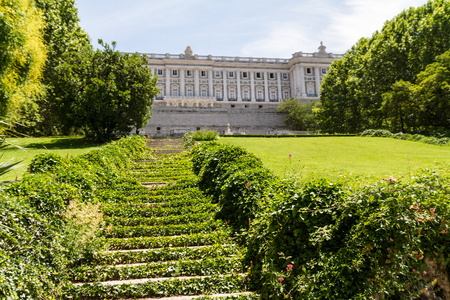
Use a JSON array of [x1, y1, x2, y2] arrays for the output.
[[0, 137, 103, 181], [220, 136, 450, 182]]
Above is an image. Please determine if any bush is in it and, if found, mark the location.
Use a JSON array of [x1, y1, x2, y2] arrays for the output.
[[191, 142, 263, 199], [0, 135, 147, 299], [29, 152, 65, 173], [361, 129, 450, 146], [246, 170, 450, 299], [190, 140, 450, 299], [218, 166, 275, 232], [183, 130, 219, 148]]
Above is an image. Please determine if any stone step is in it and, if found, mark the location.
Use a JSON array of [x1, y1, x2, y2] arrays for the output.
[[120, 291, 255, 300], [73, 273, 247, 286]]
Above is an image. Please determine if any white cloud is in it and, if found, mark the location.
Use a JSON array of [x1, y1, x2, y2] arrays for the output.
[[324, 0, 429, 52]]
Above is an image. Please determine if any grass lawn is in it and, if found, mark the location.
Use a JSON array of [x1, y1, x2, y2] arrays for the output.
[[0, 136, 104, 181], [220, 136, 450, 183]]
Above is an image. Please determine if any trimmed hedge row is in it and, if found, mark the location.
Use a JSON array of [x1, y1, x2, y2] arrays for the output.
[[190, 141, 450, 299], [361, 129, 450, 145]]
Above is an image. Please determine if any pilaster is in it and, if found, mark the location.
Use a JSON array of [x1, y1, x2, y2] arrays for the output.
[[236, 71, 242, 101], [250, 71, 256, 101], [180, 68, 185, 96], [223, 70, 228, 100], [314, 66, 321, 96], [264, 72, 269, 102], [194, 69, 200, 97]]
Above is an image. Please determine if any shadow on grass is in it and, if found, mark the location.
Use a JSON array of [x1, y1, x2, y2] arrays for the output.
[[24, 137, 104, 150]]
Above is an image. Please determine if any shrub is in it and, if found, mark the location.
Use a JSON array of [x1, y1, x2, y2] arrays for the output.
[[218, 166, 275, 232], [29, 152, 65, 173], [246, 170, 450, 299], [183, 130, 219, 148], [191, 143, 263, 199], [361, 129, 450, 146]]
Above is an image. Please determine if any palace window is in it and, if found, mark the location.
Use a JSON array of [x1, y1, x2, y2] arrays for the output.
[[282, 73, 288, 79], [242, 72, 248, 79], [269, 73, 275, 79], [214, 71, 221, 78], [215, 90, 222, 98], [283, 91, 290, 99], [270, 90, 277, 100], [229, 71, 234, 78], [243, 90, 250, 100], [257, 90, 263, 100], [321, 68, 327, 74], [229, 90, 236, 100], [201, 89, 207, 97], [256, 72, 262, 79], [306, 68, 312, 75], [172, 88, 179, 96], [186, 88, 193, 96], [172, 70, 178, 76], [201, 70, 207, 77], [186, 70, 192, 77], [157, 69, 163, 76]]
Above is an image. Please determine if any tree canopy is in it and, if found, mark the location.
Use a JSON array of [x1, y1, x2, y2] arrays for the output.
[[317, 0, 450, 133], [61, 41, 158, 142], [0, 0, 46, 120]]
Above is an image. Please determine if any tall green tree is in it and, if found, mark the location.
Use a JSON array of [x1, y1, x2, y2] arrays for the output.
[[411, 51, 450, 130], [318, 0, 450, 133], [0, 0, 46, 120], [66, 41, 158, 142], [27, 0, 92, 135]]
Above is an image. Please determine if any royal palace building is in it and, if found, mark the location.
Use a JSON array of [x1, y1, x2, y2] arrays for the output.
[[138, 43, 343, 136]]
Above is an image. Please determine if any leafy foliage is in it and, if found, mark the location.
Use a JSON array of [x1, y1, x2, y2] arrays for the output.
[[0, 135, 148, 299], [0, 0, 46, 120], [361, 129, 450, 146], [190, 141, 450, 299], [183, 130, 219, 148], [277, 99, 320, 131], [318, 0, 450, 133]]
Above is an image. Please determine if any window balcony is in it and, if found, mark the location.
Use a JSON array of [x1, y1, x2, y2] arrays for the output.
[[242, 98, 251, 102], [256, 99, 265, 102], [228, 98, 237, 101], [216, 98, 223, 101]]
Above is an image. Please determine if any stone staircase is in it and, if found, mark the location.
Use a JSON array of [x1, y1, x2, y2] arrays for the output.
[[64, 139, 257, 299]]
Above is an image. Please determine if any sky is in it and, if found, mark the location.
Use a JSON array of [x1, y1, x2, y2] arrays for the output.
[[74, 0, 430, 59]]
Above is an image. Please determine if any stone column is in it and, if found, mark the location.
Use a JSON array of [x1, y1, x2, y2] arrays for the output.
[[194, 69, 200, 97], [208, 70, 213, 97], [223, 70, 228, 100], [264, 72, 269, 102], [299, 66, 306, 97], [180, 68, 185, 96], [165, 67, 171, 96], [315, 66, 321, 96], [277, 72, 282, 101], [250, 71, 256, 101], [236, 71, 242, 101]]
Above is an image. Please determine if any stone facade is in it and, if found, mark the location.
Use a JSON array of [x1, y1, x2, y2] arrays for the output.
[[135, 43, 343, 136]]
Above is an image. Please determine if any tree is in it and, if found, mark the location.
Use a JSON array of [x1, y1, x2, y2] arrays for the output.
[[318, 0, 450, 133], [0, 0, 46, 120], [381, 80, 417, 133], [410, 51, 450, 130], [28, 0, 91, 135], [66, 41, 158, 142], [277, 99, 320, 131]]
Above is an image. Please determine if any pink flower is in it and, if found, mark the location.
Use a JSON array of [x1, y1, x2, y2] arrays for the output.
[[108, 228, 112, 231], [286, 264, 293, 271], [278, 277, 284, 282], [288, 154, 292, 158], [423, 271, 427, 275], [425, 287, 428, 291]]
